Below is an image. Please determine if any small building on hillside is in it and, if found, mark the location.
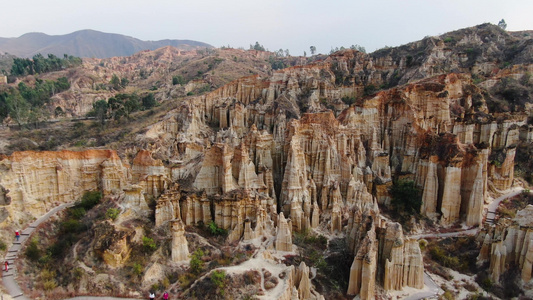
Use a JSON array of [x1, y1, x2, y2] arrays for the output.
[[0, 75, 7, 84]]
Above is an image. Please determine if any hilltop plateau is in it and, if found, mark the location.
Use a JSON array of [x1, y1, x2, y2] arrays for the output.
[[0, 23, 532, 299]]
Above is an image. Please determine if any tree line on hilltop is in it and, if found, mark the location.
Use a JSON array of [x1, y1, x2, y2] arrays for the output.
[[10, 54, 82, 77]]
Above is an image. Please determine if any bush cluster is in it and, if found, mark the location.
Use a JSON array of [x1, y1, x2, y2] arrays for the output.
[[207, 221, 227, 236]]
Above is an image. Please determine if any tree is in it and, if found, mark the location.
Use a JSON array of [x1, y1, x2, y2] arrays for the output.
[[142, 93, 157, 109], [7, 92, 30, 126], [389, 180, 422, 214], [310, 46, 316, 55], [304, 51, 307, 57], [190, 249, 205, 274], [252, 42, 265, 51], [172, 75, 185, 85], [107, 97, 125, 121], [498, 19, 507, 30], [350, 44, 367, 53], [10, 54, 81, 77], [124, 97, 140, 118], [284, 49, 290, 57], [0, 92, 9, 124], [54, 106, 65, 118], [110, 74, 121, 90], [28, 107, 49, 129], [91, 100, 108, 125], [120, 77, 129, 88]]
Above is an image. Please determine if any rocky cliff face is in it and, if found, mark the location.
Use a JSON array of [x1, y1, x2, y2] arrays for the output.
[[478, 204, 533, 284], [147, 57, 529, 229], [0, 150, 128, 227]]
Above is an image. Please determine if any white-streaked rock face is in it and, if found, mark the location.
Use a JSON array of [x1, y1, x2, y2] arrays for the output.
[[480, 206, 533, 283], [171, 219, 189, 262], [2, 33, 532, 297], [0, 150, 128, 227], [275, 212, 293, 252]]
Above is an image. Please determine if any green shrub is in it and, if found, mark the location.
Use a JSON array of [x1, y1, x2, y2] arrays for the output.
[[60, 219, 83, 234], [207, 221, 227, 236], [142, 93, 157, 109], [341, 96, 356, 105], [443, 37, 454, 43], [162, 277, 170, 289], [38, 253, 51, 264], [43, 279, 58, 291], [142, 236, 157, 253], [363, 84, 377, 96], [0, 240, 6, 251], [133, 262, 143, 276], [497, 206, 516, 218], [190, 249, 205, 274], [73, 267, 84, 279], [480, 277, 492, 291], [74, 140, 87, 147], [429, 245, 460, 269], [172, 75, 185, 85], [78, 191, 102, 210], [389, 180, 422, 214], [25, 238, 40, 261], [306, 234, 328, 249], [40, 269, 56, 281], [210, 270, 226, 295], [106, 208, 120, 220], [442, 290, 454, 300], [69, 207, 86, 219]]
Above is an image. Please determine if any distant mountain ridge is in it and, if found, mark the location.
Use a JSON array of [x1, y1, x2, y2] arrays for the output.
[[0, 29, 213, 58]]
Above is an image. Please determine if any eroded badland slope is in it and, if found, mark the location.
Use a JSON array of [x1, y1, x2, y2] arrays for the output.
[[1, 23, 533, 299]]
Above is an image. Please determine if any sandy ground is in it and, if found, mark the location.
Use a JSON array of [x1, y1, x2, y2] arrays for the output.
[[215, 236, 298, 300]]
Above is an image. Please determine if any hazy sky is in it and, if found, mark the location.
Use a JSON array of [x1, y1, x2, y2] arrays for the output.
[[2, 0, 533, 55]]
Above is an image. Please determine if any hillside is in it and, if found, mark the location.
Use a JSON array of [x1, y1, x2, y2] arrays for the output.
[[0, 29, 213, 58], [0, 23, 532, 300]]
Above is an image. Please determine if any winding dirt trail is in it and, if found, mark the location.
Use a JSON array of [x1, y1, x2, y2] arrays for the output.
[[1, 203, 142, 300]]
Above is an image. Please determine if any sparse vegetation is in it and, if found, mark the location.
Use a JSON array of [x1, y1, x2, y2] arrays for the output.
[[78, 191, 102, 210], [190, 249, 205, 274], [424, 237, 478, 275], [142, 236, 157, 253], [496, 192, 533, 221], [172, 75, 186, 85], [210, 270, 227, 296], [207, 221, 227, 236], [25, 238, 41, 261], [341, 96, 356, 105], [0, 77, 70, 126], [105, 208, 120, 220]]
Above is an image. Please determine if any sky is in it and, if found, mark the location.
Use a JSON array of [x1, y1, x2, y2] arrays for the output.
[[2, 0, 533, 55]]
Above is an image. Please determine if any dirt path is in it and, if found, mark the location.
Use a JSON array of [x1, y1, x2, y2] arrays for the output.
[[1, 202, 142, 300]]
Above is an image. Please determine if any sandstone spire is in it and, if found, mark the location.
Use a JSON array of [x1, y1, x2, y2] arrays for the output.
[[420, 157, 438, 219], [171, 219, 189, 262], [276, 212, 293, 252]]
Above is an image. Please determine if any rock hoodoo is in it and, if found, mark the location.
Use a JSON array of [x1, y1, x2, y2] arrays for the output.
[[2, 23, 533, 298]]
